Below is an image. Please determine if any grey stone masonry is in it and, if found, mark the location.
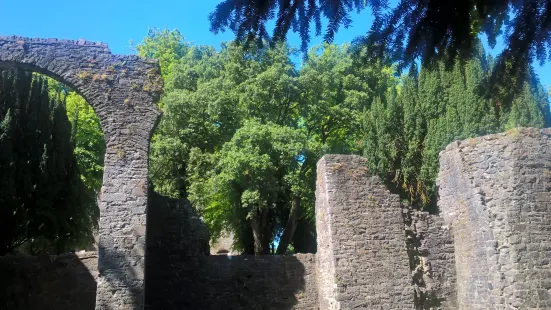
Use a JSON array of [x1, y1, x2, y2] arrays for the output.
[[144, 191, 210, 309], [174, 254, 319, 310], [4, 36, 549, 310], [0, 252, 98, 310], [316, 155, 415, 309], [438, 128, 551, 309], [405, 209, 457, 309], [0, 36, 162, 309]]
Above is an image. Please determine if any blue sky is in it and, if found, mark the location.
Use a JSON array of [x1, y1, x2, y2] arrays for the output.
[[1, 0, 550, 87]]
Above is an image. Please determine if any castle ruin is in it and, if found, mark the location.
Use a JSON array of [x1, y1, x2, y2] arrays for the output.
[[0, 37, 550, 309], [0, 36, 163, 309]]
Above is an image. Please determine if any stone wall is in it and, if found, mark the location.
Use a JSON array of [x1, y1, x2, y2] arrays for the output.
[[145, 191, 210, 308], [5, 128, 551, 309], [405, 209, 457, 309], [145, 191, 317, 309], [166, 254, 318, 310], [0, 252, 98, 310], [315, 155, 415, 309], [0, 168, 456, 310], [438, 128, 551, 309], [0, 253, 316, 310], [0, 192, 316, 310]]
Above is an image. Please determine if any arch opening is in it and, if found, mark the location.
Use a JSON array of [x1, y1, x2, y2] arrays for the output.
[[0, 61, 111, 130], [0, 36, 163, 310], [0, 69, 105, 255]]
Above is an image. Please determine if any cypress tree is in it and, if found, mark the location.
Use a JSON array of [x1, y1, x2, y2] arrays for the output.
[[398, 73, 424, 200], [0, 70, 97, 255], [363, 45, 551, 208]]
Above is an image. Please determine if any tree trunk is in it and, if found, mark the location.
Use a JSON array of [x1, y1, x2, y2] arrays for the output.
[[250, 208, 271, 255], [276, 196, 301, 255]]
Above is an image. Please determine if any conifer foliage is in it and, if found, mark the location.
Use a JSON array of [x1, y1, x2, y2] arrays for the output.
[[364, 47, 551, 208], [210, 0, 551, 82], [0, 70, 98, 255]]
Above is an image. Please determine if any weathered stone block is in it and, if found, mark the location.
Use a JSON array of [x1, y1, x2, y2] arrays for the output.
[[438, 128, 551, 309], [315, 154, 415, 309]]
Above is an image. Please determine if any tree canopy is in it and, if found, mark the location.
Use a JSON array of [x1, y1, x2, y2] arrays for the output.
[[140, 30, 394, 254], [209, 0, 551, 89], [364, 43, 550, 207], [139, 28, 549, 255]]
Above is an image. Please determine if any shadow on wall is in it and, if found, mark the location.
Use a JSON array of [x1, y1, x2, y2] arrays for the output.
[[195, 255, 311, 310], [146, 254, 312, 310], [96, 244, 145, 310], [145, 190, 315, 310], [0, 252, 97, 310], [145, 190, 210, 309]]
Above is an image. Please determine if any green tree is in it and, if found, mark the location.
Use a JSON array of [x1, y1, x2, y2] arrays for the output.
[[210, 0, 551, 95], [43, 76, 105, 196], [148, 40, 311, 254], [363, 46, 551, 208], [148, 41, 300, 199], [138, 28, 396, 253], [148, 43, 239, 198], [299, 43, 397, 154], [0, 70, 97, 255], [188, 121, 316, 255], [136, 28, 190, 81], [65, 92, 105, 194], [363, 90, 403, 190]]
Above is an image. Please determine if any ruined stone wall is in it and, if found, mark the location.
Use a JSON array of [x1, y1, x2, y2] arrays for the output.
[[315, 155, 415, 309], [8, 129, 551, 309], [0, 173, 456, 310], [438, 128, 551, 309], [405, 209, 457, 309], [0, 252, 98, 310], [161, 254, 318, 310], [144, 191, 210, 308], [0, 253, 316, 310], [0, 154, 455, 310], [145, 191, 317, 309], [0, 36, 163, 309]]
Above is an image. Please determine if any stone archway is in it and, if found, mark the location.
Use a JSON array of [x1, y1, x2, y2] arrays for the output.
[[0, 36, 162, 309]]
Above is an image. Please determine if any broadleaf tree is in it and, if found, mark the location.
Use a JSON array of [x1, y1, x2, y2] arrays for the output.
[[141, 28, 392, 254]]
